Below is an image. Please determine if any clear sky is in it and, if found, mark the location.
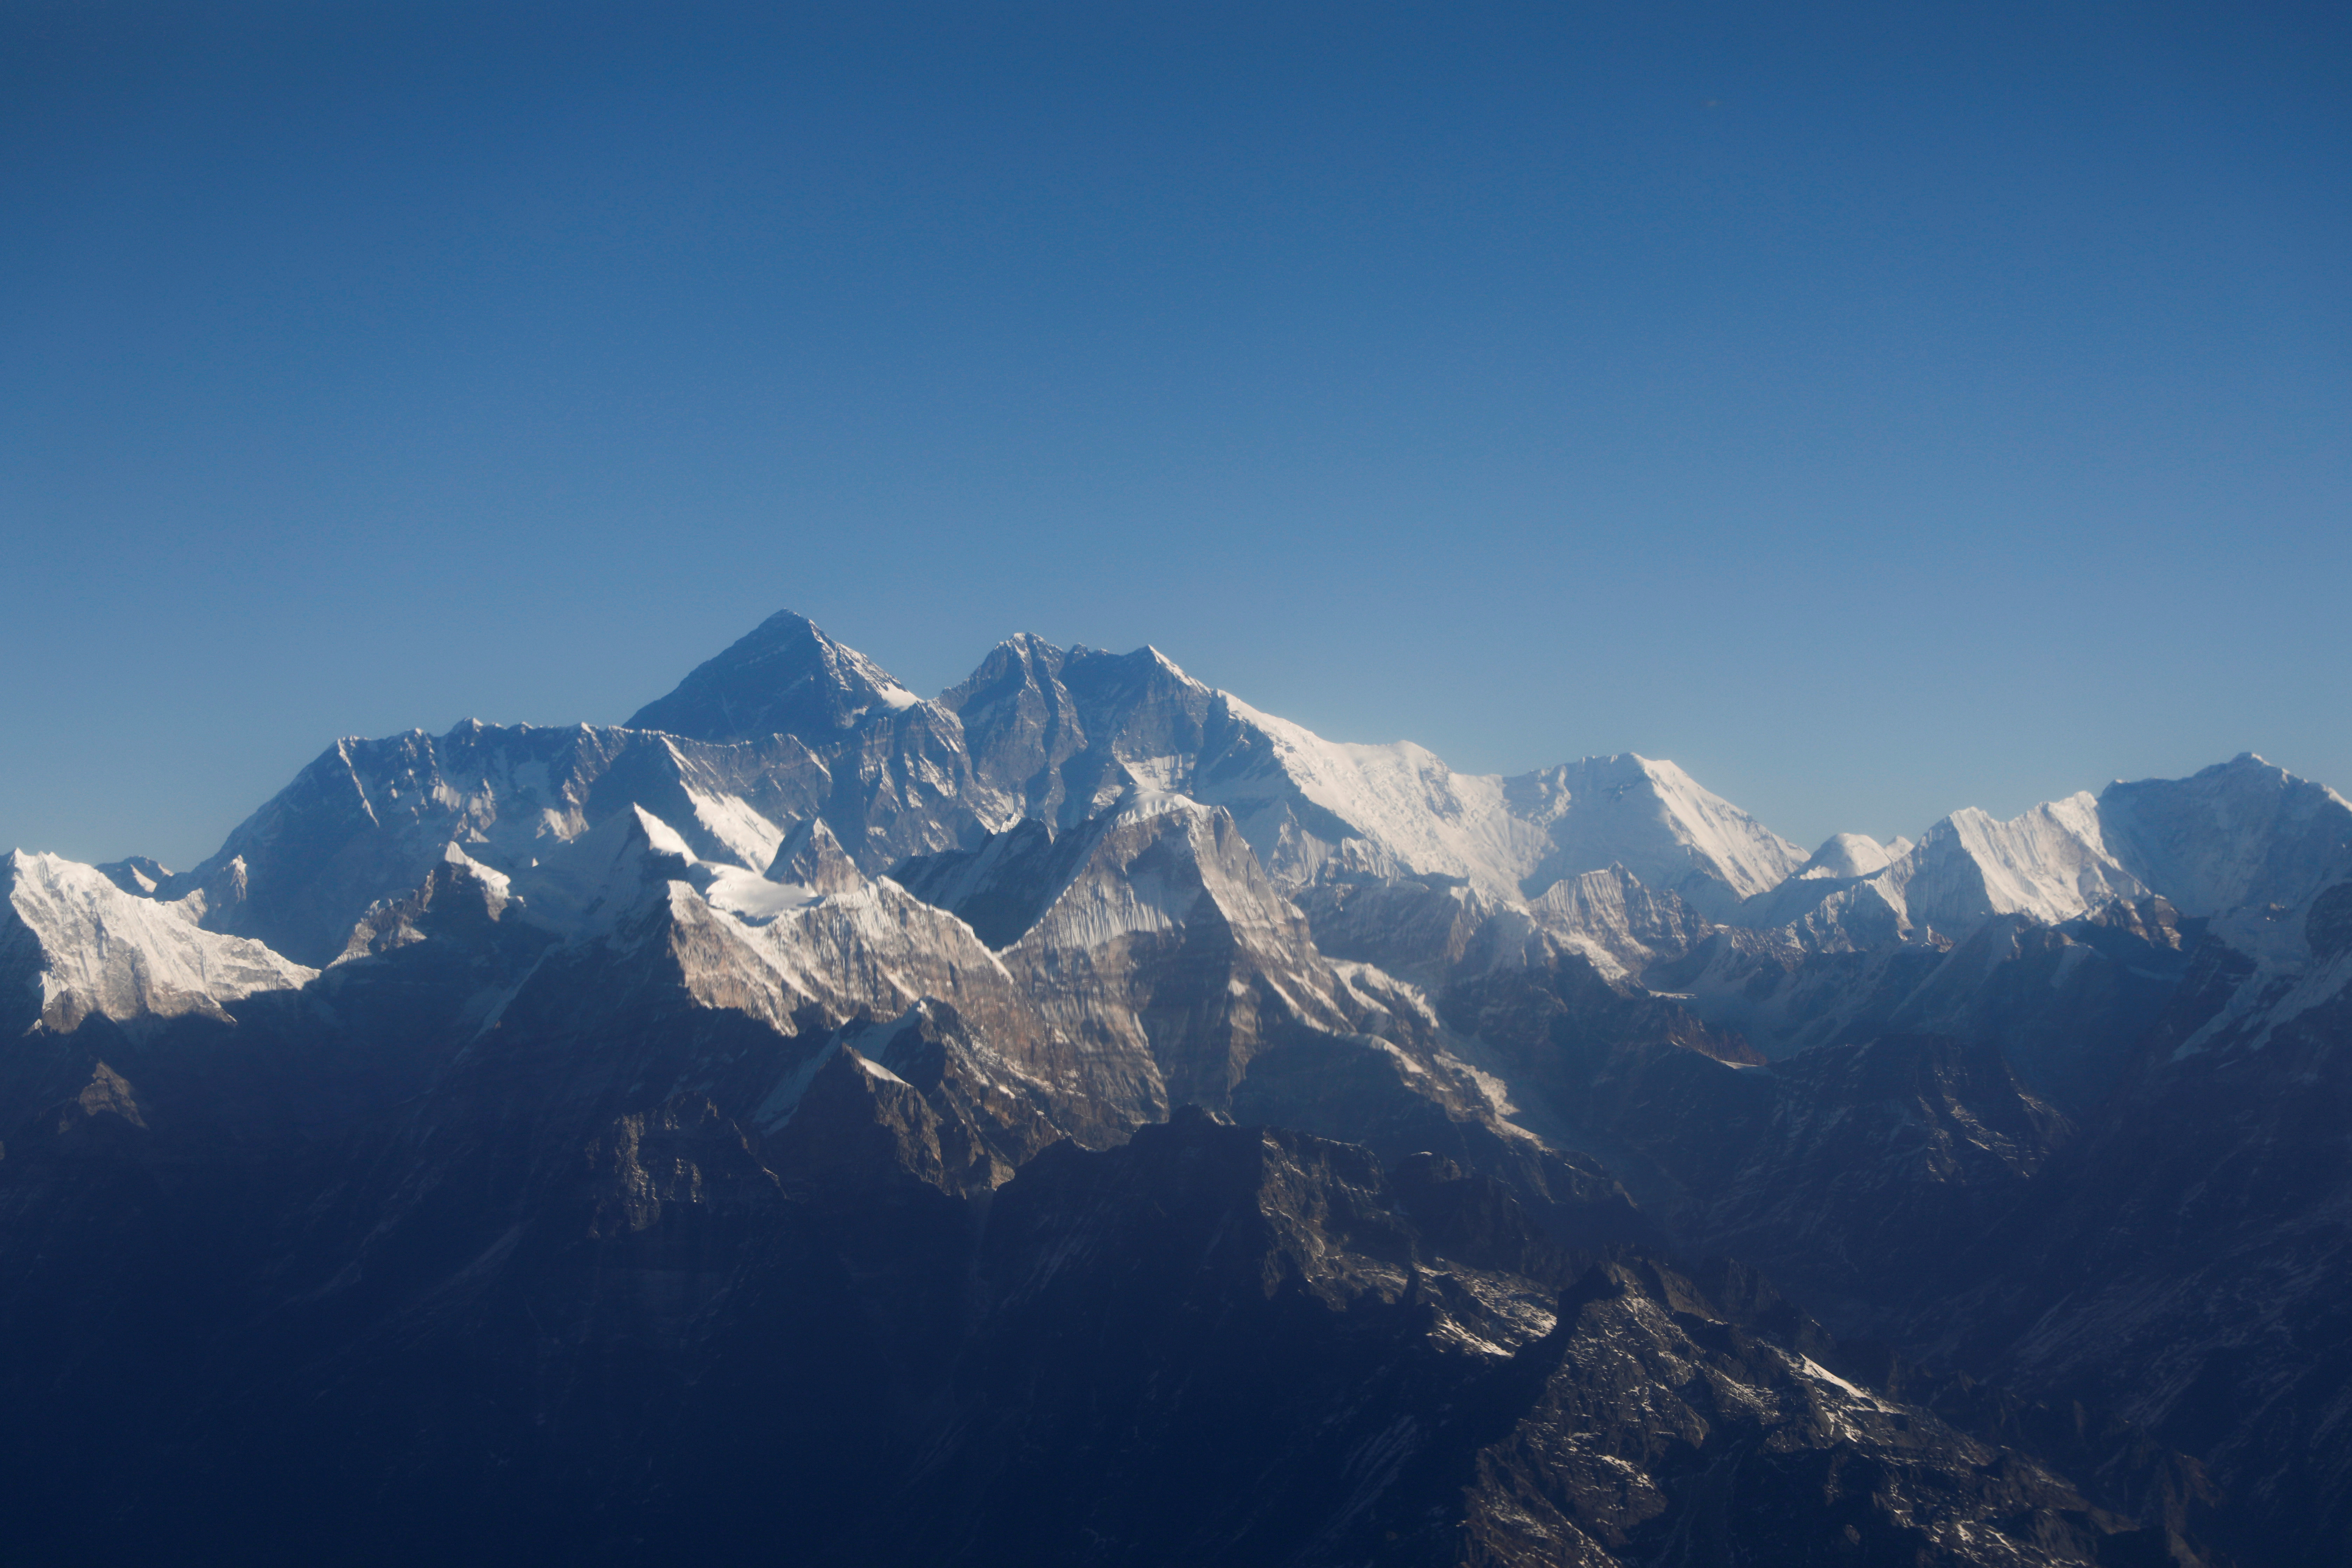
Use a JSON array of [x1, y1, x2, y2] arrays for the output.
[[5, 1, 2347, 870]]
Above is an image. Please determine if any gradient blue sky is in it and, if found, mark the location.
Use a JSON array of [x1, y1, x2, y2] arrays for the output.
[[6, 1, 2347, 869]]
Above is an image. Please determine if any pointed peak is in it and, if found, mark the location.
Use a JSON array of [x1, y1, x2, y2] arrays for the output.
[[1140, 645, 1191, 681], [981, 630, 1067, 671], [624, 804, 699, 861], [1063, 641, 1205, 688], [501, 806, 700, 938], [1628, 753, 1691, 784], [939, 631, 1071, 714], [3, 851, 316, 1030], [764, 816, 866, 893], [751, 606, 822, 634], [625, 610, 918, 743], [2200, 751, 2287, 782], [334, 848, 513, 963], [1612, 755, 1722, 796], [540, 802, 698, 883]]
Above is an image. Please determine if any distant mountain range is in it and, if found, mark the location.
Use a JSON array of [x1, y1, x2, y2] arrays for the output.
[[7, 609, 2350, 1566]]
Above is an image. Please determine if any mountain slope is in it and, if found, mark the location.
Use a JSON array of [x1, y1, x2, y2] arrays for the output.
[[3, 849, 315, 1034]]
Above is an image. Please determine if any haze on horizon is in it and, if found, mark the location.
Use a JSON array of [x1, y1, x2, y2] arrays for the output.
[[4, 1, 2346, 870]]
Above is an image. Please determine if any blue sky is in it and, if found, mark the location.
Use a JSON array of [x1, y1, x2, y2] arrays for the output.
[[5, 1, 2347, 868]]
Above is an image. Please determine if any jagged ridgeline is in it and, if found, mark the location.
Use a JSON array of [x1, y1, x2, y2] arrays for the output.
[[6, 607, 2350, 1566]]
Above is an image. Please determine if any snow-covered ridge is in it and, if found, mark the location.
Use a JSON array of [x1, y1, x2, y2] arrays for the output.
[[610, 614, 1815, 924], [1010, 789, 1273, 954], [4, 850, 316, 1032], [1740, 793, 2145, 947], [1111, 686, 1803, 918], [1890, 792, 2147, 934], [1744, 756, 2352, 954], [2100, 754, 2352, 920], [121, 613, 1817, 965], [89, 610, 2352, 992], [144, 719, 840, 967]]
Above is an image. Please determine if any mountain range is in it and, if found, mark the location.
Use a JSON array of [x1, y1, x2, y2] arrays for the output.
[[7, 608, 2351, 1566]]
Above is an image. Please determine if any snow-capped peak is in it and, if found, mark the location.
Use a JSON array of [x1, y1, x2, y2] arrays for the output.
[[2098, 753, 2352, 919], [1795, 833, 1898, 881]]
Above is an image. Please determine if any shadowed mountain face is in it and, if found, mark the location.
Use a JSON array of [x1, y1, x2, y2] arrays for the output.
[[7, 609, 2348, 1564], [625, 609, 924, 742]]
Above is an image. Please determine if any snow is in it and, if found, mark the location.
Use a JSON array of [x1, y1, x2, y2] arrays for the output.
[[506, 805, 700, 937], [1226, 710, 1547, 897], [1752, 793, 2147, 945], [1008, 638, 1800, 915], [633, 806, 696, 860], [854, 1052, 910, 1085], [188, 625, 1820, 964], [5, 849, 315, 1028], [1516, 865, 1703, 980], [750, 1039, 846, 1129], [699, 864, 825, 923], [439, 841, 514, 916], [1607, 754, 1809, 904], [1207, 693, 1801, 912], [2176, 940, 2352, 1059], [1886, 792, 2146, 931], [1757, 758, 2351, 951], [680, 781, 787, 872], [1795, 1355, 1878, 1405], [147, 614, 2352, 1064], [1795, 833, 1896, 881], [2099, 753, 2352, 919]]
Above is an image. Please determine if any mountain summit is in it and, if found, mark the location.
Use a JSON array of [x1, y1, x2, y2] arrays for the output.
[[625, 609, 923, 742]]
